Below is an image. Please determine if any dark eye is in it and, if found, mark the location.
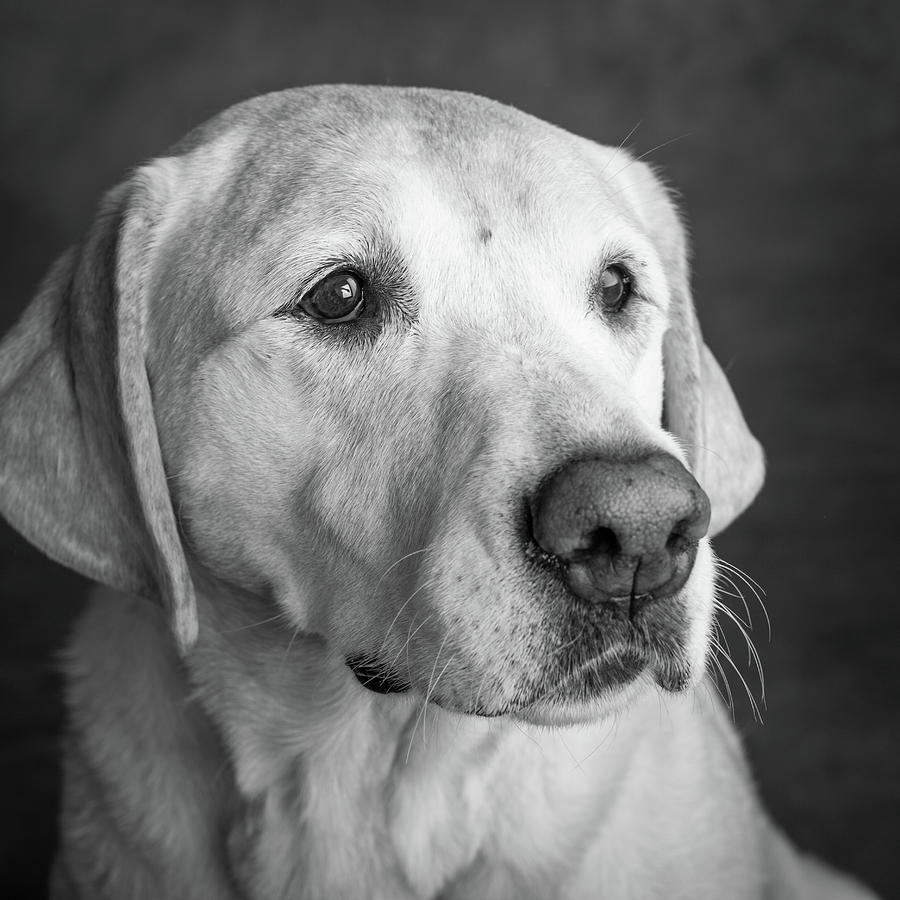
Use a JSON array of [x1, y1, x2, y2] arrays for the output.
[[298, 270, 365, 322], [597, 265, 633, 312]]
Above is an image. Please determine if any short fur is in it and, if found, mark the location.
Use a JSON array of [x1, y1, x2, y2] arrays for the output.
[[0, 86, 876, 899]]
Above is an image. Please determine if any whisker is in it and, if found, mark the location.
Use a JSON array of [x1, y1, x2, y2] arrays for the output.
[[680, 441, 728, 469], [405, 633, 452, 763], [579, 703, 626, 766], [558, 733, 584, 772], [370, 546, 431, 603], [715, 600, 751, 665], [608, 132, 692, 182], [712, 616, 733, 660], [220, 612, 288, 634], [510, 719, 545, 755], [715, 601, 766, 705], [707, 637, 735, 718], [421, 654, 456, 753], [700, 669, 728, 712], [377, 575, 438, 658], [716, 639, 763, 724], [597, 119, 643, 177], [718, 558, 766, 596], [718, 559, 771, 642], [716, 572, 753, 629], [385, 613, 433, 676], [715, 572, 753, 629]]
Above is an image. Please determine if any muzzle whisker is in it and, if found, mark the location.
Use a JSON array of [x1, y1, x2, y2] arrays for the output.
[[405, 634, 452, 764], [577, 709, 621, 767], [707, 637, 735, 718], [714, 636, 764, 724], [715, 573, 754, 631], [696, 673, 720, 715], [421, 654, 457, 754], [384, 613, 434, 678], [377, 574, 439, 659], [581, 709, 623, 765], [711, 614, 734, 661], [371, 546, 431, 593], [509, 719, 546, 756], [718, 559, 771, 642], [718, 558, 766, 596], [558, 733, 585, 773], [715, 600, 766, 706]]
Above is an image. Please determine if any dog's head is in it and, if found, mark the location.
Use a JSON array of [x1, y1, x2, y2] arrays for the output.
[[0, 86, 762, 724]]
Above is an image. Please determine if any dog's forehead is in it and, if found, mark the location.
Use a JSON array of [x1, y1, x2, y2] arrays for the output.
[[183, 86, 634, 253]]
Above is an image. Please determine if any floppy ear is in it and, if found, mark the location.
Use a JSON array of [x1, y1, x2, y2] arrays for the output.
[[663, 293, 765, 536], [0, 160, 197, 650], [620, 160, 765, 536]]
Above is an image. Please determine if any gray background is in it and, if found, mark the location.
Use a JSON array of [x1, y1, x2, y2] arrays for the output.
[[1, 0, 898, 896]]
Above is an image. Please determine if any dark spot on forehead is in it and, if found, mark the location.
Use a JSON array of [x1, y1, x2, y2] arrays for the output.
[[478, 225, 493, 244]]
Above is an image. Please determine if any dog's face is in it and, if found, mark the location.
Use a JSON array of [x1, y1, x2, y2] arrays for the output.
[[0, 86, 763, 725]]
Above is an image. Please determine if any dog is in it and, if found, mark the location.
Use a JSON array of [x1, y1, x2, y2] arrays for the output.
[[0, 85, 878, 899]]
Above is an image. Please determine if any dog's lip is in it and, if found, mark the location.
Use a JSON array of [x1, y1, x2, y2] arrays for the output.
[[551, 648, 647, 692], [510, 636, 692, 716]]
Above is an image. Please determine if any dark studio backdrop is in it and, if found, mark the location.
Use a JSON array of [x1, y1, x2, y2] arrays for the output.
[[1, 0, 898, 896]]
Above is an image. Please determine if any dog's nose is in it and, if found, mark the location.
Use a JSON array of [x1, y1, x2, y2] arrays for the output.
[[530, 453, 710, 604]]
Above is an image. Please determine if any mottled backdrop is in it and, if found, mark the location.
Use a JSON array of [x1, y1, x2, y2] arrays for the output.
[[1, 0, 898, 896]]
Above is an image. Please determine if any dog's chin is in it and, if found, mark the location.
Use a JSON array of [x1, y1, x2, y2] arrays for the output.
[[505, 652, 693, 726]]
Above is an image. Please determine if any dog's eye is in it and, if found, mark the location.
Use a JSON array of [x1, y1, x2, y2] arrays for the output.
[[597, 265, 633, 312], [298, 271, 365, 322]]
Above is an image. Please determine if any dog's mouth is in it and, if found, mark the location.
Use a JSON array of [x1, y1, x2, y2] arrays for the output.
[[345, 605, 693, 712], [346, 656, 411, 695]]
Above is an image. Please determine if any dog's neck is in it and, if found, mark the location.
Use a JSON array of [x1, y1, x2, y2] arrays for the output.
[[186, 580, 724, 900], [187, 581, 517, 897]]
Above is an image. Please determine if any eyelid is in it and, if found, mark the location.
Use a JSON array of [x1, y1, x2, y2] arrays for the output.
[[590, 258, 636, 293], [296, 263, 355, 300], [274, 262, 361, 318], [599, 256, 667, 313]]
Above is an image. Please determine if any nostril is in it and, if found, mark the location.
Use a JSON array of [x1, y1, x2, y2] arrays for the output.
[[588, 526, 620, 558], [666, 527, 690, 554], [571, 526, 620, 562]]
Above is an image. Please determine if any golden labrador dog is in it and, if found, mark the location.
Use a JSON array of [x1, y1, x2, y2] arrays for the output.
[[0, 86, 878, 899]]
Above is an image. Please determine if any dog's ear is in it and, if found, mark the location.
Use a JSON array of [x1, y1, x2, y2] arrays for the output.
[[0, 160, 197, 650], [617, 158, 765, 535]]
